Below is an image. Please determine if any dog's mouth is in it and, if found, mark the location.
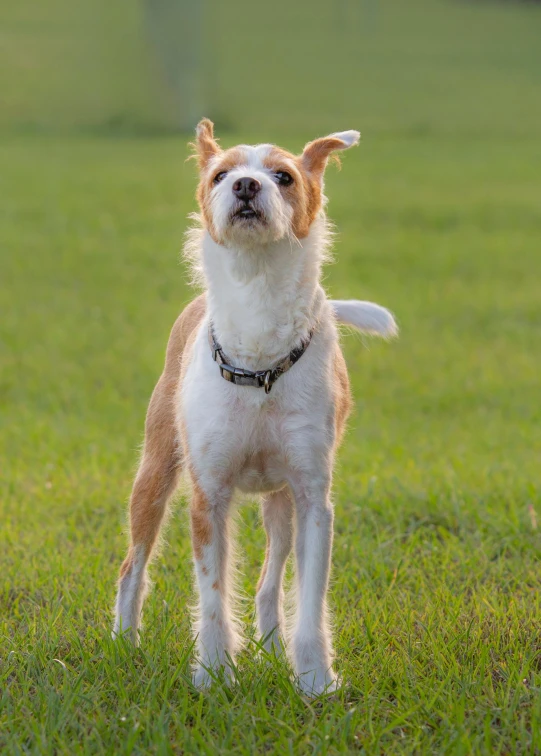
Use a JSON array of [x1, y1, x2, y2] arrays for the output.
[[237, 207, 257, 219], [230, 203, 264, 224]]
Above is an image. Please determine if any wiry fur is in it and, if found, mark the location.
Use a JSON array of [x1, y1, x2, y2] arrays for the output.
[[113, 120, 397, 696]]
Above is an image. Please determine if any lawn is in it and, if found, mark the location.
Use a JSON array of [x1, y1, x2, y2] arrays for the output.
[[1, 1, 541, 754]]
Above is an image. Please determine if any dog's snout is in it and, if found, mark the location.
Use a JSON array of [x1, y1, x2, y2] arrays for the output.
[[232, 177, 261, 201]]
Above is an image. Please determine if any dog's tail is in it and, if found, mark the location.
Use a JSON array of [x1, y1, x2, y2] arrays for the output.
[[330, 300, 398, 339]]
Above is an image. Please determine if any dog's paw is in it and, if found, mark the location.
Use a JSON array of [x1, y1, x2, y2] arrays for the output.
[[111, 622, 138, 646], [297, 668, 339, 699], [192, 660, 234, 690], [192, 664, 214, 690], [259, 631, 286, 659]]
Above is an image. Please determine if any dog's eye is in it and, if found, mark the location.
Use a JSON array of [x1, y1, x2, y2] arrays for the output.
[[274, 171, 293, 187], [213, 171, 228, 184]]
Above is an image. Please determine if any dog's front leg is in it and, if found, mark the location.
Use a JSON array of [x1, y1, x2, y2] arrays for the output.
[[290, 473, 337, 696], [190, 472, 240, 688]]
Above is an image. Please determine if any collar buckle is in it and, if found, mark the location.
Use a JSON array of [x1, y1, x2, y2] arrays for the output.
[[263, 370, 273, 394], [219, 364, 234, 382]]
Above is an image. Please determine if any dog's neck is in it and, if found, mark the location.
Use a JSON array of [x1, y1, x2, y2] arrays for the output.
[[198, 217, 329, 371]]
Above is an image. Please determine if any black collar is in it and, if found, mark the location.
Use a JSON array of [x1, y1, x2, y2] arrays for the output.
[[208, 324, 313, 394]]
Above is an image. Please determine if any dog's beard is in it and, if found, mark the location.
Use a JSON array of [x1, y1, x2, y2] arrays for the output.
[[211, 191, 293, 248], [229, 200, 266, 226]]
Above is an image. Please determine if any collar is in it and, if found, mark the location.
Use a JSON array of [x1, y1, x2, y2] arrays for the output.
[[208, 323, 313, 394]]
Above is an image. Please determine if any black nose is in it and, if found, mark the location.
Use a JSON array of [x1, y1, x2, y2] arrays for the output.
[[232, 177, 261, 201]]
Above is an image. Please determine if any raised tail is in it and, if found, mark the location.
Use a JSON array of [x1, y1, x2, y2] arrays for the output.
[[330, 300, 398, 339]]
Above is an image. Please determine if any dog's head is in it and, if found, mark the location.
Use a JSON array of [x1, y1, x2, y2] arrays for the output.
[[192, 119, 360, 248]]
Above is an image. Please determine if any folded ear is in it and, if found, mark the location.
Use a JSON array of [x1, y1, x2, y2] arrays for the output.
[[194, 118, 221, 170], [301, 130, 360, 178]]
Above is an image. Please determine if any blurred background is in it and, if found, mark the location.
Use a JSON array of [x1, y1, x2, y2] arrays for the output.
[[2, 0, 541, 137]]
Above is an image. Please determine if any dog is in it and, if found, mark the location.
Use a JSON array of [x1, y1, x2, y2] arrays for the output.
[[113, 119, 397, 696]]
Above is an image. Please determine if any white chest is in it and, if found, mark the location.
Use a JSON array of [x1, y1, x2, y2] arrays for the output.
[[178, 318, 337, 496]]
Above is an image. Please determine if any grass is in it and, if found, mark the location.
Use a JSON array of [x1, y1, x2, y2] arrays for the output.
[[2, 0, 541, 753]]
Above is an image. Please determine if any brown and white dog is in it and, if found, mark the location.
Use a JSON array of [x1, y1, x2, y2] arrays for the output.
[[113, 120, 397, 696]]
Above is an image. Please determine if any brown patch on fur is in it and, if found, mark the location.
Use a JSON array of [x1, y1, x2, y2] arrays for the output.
[[212, 580, 220, 591], [211, 147, 247, 175], [123, 295, 207, 568], [192, 118, 221, 170], [119, 549, 134, 578], [196, 147, 247, 242], [299, 133, 361, 234], [300, 170, 324, 238], [260, 146, 325, 239], [301, 137, 346, 179], [260, 147, 315, 239], [190, 474, 213, 561], [333, 344, 352, 444]]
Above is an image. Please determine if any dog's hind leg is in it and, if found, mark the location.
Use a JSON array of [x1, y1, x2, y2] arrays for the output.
[[256, 488, 294, 653], [112, 373, 182, 644], [112, 295, 206, 644]]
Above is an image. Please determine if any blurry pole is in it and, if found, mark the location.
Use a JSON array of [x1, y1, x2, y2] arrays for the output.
[[335, 0, 379, 34], [144, 0, 205, 131], [335, 0, 347, 32], [361, 0, 379, 33]]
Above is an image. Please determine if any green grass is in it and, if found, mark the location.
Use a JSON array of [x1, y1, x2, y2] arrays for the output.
[[2, 0, 541, 753]]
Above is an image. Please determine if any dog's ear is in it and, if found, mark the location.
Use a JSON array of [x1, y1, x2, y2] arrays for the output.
[[193, 118, 221, 170], [301, 130, 360, 179]]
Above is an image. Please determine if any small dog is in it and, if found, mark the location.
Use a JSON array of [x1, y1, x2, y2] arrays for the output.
[[113, 120, 397, 695]]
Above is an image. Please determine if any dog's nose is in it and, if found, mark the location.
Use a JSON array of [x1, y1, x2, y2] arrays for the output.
[[232, 177, 261, 201]]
